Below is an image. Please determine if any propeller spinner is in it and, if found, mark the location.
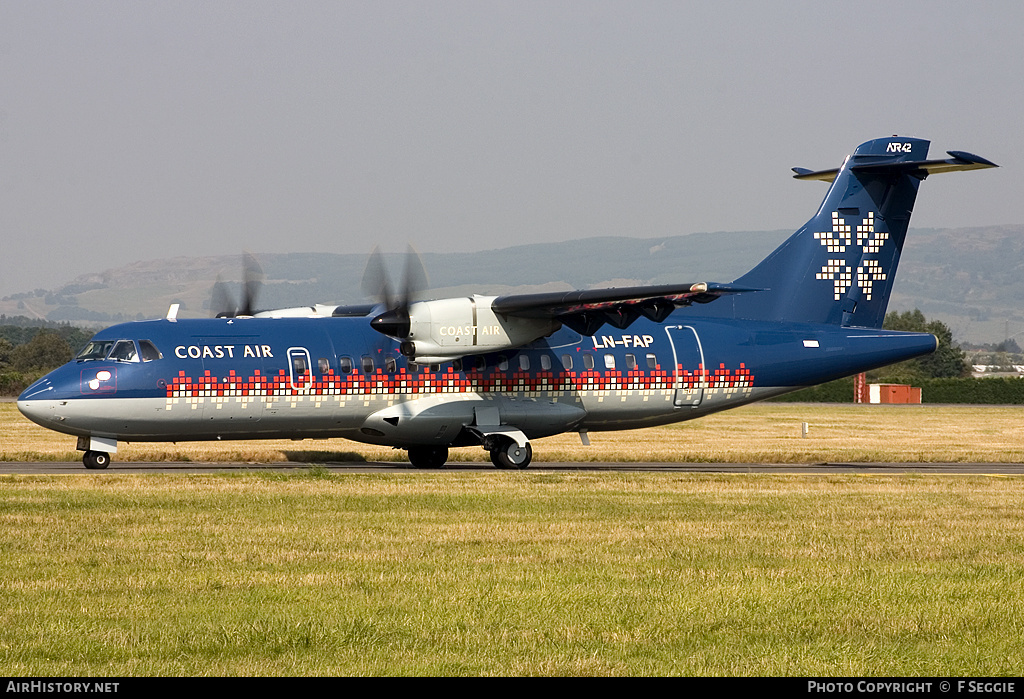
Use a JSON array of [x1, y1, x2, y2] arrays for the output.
[[211, 252, 264, 318], [364, 246, 428, 339]]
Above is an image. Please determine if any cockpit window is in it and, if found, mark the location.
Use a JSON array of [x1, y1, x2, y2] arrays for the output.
[[109, 340, 139, 363], [75, 339, 159, 362], [139, 340, 163, 362], [75, 340, 116, 361]]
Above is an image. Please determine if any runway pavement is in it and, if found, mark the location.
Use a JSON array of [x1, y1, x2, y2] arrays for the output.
[[3, 461, 1024, 475]]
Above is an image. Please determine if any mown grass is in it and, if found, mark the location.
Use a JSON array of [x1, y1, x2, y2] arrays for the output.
[[4, 402, 1024, 463], [1, 472, 1023, 675]]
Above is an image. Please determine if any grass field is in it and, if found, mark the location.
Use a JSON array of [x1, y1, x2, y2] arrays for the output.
[[4, 401, 1024, 464], [1, 472, 1022, 676], [4, 402, 1024, 675]]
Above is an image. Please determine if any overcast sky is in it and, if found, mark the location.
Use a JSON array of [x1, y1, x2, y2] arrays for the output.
[[0, 0, 1019, 297]]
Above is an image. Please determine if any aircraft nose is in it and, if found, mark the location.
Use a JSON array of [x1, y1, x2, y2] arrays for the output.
[[18, 374, 53, 400], [17, 377, 65, 430], [18, 378, 51, 423], [16, 397, 46, 426]]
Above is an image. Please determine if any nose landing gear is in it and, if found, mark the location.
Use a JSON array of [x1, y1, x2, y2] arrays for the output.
[[76, 436, 117, 470]]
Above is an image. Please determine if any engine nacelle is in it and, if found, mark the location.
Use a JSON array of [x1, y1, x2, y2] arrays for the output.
[[399, 295, 559, 364], [252, 304, 343, 318]]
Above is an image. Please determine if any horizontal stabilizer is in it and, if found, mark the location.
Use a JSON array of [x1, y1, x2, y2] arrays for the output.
[[793, 150, 998, 183]]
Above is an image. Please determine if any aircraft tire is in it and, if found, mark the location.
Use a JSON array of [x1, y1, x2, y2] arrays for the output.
[[489, 440, 532, 470], [407, 446, 448, 469], [83, 450, 111, 470]]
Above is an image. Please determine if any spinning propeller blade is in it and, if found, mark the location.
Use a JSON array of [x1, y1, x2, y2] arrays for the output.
[[210, 252, 264, 318], [364, 245, 428, 339]]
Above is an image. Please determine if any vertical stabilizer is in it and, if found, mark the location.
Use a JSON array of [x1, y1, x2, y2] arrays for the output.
[[726, 137, 995, 328]]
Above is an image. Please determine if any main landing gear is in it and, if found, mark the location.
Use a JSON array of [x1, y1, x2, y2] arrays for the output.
[[83, 450, 111, 470], [489, 439, 532, 470], [407, 446, 449, 469], [405, 436, 534, 470]]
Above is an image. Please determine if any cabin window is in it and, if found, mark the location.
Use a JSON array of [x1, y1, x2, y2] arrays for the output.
[[646, 353, 658, 370], [462, 356, 485, 372], [540, 355, 552, 371], [498, 357, 509, 371], [604, 354, 616, 370], [138, 340, 163, 362], [583, 353, 595, 370], [385, 357, 397, 373], [452, 358, 462, 372], [624, 353, 637, 370], [519, 355, 530, 371], [561, 354, 573, 370], [318, 358, 330, 374], [109, 340, 139, 363], [339, 356, 353, 373], [361, 355, 374, 373]]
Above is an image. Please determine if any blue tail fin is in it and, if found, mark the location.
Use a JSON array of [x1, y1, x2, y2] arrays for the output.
[[723, 137, 996, 328]]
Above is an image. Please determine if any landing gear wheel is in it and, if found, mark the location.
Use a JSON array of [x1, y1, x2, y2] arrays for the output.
[[489, 440, 532, 470], [83, 450, 110, 470], [407, 446, 449, 469]]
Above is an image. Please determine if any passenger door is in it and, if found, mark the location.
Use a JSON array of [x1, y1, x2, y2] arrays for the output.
[[665, 325, 705, 407]]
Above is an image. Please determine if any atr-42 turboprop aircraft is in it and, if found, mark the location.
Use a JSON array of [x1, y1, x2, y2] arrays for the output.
[[18, 137, 996, 469]]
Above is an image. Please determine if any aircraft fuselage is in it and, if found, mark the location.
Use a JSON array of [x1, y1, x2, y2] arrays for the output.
[[17, 314, 935, 448]]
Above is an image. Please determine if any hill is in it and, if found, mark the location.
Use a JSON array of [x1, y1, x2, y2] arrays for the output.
[[2, 225, 1021, 345]]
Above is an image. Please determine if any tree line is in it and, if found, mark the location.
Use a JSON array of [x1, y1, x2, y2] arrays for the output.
[[869, 309, 969, 381], [0, 322, 95, 395]]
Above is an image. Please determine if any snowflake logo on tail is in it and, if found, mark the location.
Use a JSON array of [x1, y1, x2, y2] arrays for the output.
[[816, 259, 852, 301], [815, 212, 887, 300], [856, 260, 886, 300]]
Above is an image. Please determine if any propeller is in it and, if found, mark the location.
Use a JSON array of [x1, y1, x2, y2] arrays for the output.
[[363, 245, 428, 339], [211, 252, 264, 318]]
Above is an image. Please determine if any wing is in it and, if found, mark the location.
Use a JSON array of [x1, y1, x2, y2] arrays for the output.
[[491, 281, 759, 335]]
